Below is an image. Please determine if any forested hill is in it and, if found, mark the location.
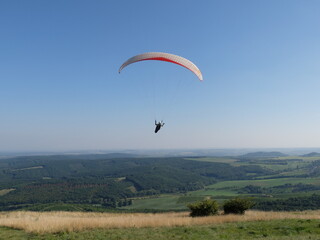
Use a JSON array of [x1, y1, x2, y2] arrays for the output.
[[0, 155, 271, 209], [301, 152, 320, 157], [0, 156, 271, 184]]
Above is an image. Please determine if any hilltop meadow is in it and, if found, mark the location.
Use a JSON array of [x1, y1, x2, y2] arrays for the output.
[[0, 211, 320, 239], [0, 210, 319, 239], [0, 151, 320, 239]]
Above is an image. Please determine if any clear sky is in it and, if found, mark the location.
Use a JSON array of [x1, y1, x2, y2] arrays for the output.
[[1, 0, 320, 151]]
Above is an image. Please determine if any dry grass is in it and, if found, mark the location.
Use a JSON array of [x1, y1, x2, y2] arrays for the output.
[[0, 210, 319, 234], [0, 188, 15, 196]]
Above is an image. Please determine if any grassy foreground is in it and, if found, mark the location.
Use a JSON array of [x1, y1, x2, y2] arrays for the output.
[[0, 211, 320, 239], [0, 219, 320, 240]]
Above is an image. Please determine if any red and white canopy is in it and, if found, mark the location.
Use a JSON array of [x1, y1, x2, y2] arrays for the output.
[[119, 52, 203, 81]]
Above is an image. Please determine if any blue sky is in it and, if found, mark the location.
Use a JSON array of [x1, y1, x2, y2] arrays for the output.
[[1, 0, 320, 151]]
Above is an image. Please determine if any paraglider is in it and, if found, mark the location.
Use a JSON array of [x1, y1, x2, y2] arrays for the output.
[[154, 120, 165, 133], [119, 52, 203, 133]]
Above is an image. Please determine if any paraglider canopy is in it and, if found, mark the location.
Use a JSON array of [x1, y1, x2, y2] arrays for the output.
[[119, 52, 203, 81]]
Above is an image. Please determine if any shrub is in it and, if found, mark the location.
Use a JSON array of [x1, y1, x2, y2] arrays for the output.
[[223, 198, 255, 215], [187, 199, 219, 217]]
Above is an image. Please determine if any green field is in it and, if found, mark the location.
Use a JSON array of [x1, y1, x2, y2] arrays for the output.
[[186, 156, 318, 170], [202, 177, 320, 189], [126, 175, 320, 210], [1, 219, 320, 240], [145, 153, 317, 210], [124, 195, 185, 210], [184, 157, 239, 164], [191, 156, 320, 201]]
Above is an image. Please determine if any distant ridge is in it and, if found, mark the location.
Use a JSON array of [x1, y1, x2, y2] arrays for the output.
[[238, 151, 288, 159], [301, 152, 320, 157], [0, 153, 140, 162]]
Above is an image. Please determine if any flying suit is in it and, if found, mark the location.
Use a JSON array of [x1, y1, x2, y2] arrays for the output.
[[155, 121, 165, 133]]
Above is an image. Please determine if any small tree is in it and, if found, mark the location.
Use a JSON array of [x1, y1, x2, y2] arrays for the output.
[[223, 198, 255, 215], [187, 199, 219, 217]]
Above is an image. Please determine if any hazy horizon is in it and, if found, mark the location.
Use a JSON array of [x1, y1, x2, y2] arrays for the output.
[[2, 147, 320, 158]]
